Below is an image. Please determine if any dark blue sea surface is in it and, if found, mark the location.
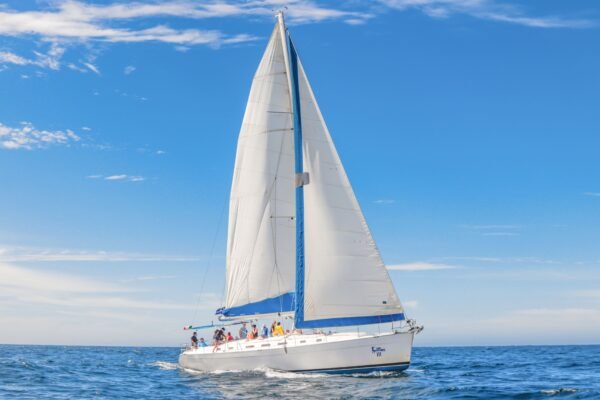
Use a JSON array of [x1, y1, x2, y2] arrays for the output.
[[1, 344, 599, 399]]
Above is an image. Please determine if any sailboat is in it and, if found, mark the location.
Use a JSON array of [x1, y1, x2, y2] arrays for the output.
[[179, 12, 422, 374]]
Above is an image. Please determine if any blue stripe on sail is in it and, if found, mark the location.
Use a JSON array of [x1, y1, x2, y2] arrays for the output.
[[295, 313, 405, 329], [217, 292, 295, 317], [287, 35, 306, 328]]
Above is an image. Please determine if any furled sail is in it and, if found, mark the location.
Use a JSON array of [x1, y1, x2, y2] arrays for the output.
[[221, 22, 296, 318], [290, 43, 405, 328]]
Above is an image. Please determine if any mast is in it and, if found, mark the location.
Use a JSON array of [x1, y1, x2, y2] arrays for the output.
[[277, 10, 307, 329]]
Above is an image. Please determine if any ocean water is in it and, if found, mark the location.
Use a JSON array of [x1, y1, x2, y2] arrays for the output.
[[1, 344, 599, 399]]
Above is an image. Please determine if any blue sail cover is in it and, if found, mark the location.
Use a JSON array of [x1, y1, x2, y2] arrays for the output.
[[217, 292, 295, 317]]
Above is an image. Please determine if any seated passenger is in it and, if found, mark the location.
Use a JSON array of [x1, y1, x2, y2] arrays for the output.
[[261, 324, 269, 338], [199, 338, 208, 347], [273, 322, 285, 336], [227, 332, 234, 342], [239, 322, 248, 340], [250, 324, 259, 339]]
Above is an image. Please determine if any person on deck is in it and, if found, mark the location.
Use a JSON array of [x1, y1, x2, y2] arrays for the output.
[[273, 322, 285, 336], [261, 324, 269, 338], [212, 329, 221, 346], [270, 321, 277, 336], [250, 324, 259, 339], [239, 322, 248, 339], [213, 329, 225, 351], [199, 338, 207, 347], [191, 332, 198, 348], [226, 332, 234, 342]]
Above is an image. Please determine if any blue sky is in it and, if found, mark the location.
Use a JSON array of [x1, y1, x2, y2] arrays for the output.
[[0, 0, 599, 346]]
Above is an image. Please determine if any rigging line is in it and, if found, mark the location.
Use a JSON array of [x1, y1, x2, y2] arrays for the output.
[[191, 187, 229, 323]]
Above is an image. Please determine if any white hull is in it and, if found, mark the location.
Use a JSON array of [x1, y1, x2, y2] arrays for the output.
[[179, 331, 415, 374]]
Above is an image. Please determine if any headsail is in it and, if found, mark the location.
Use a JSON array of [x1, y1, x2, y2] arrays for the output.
[[222, 21, 296, 318], [289, 39, 405, 329]]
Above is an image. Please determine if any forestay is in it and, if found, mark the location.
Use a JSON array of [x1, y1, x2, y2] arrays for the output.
[[222, 23, 296, 318]]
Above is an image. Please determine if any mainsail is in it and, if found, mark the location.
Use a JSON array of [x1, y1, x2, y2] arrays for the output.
[[221, 15, 405, 327], [222, 22, 296, 317]]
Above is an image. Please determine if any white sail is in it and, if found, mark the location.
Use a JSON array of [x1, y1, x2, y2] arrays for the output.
[[296, 57, 405, 327], [223, 23, 296, 317]]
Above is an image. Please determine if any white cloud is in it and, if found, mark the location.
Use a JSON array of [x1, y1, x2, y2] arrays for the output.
[[88, 174, 146, 182], [124, 65, 136, 75], [0, 44, 65, 71], [460, 224, 521, 230], [584, 192, 600, 197], [482, 232, 519, 237], [0, 51, 29, 65], [387, 262, 457, 271], [81, 126, 92, 131], [0, 262, 121, 294], [373, 199, 395, 204], [83, 62, 100, 74], [378, 0, 593, 28], [105, 174, 128, 180], [0, 245, 200, 262], [573, 290, 600, 298], [436, 256, 561, 265], [0, 1, 588, 76], [460, 223, 521, 236], [0, 1, 372, 46], [0, 121, 80, 150], [403, 300, 418, 308], [0, 2, 258, 46], [131, 275, 178, 282]]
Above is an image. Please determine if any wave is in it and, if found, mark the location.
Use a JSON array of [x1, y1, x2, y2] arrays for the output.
[[540, 388, 578, 395], [151, 361, 178, 370], [260, 367, 329, 379]]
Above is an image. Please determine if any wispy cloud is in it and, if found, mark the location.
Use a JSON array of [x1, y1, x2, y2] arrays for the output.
[[373, 199, 395, 204], [0, 262, 121, 293], [0, 245, 200, 263], [387, 262, 457, 271], [573, 290, 600, 299], [481, 232, 519, 237], [435, 256, 560, 265], [0, 262, 196, 312], [128, 275, 178, 282], [0, 1, 368, 53], [0, 1, 590, 75], [460, 223, 521, 237], [584, 192, 600, 197], [0, 121, 80, 150], [124, 65, 136, 75], [0, 43, 65, 71], [403, 300, 418, 309], [378, 0, 594, 28], [84, 62, 100, 74], [87, 174, 146, 182]]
